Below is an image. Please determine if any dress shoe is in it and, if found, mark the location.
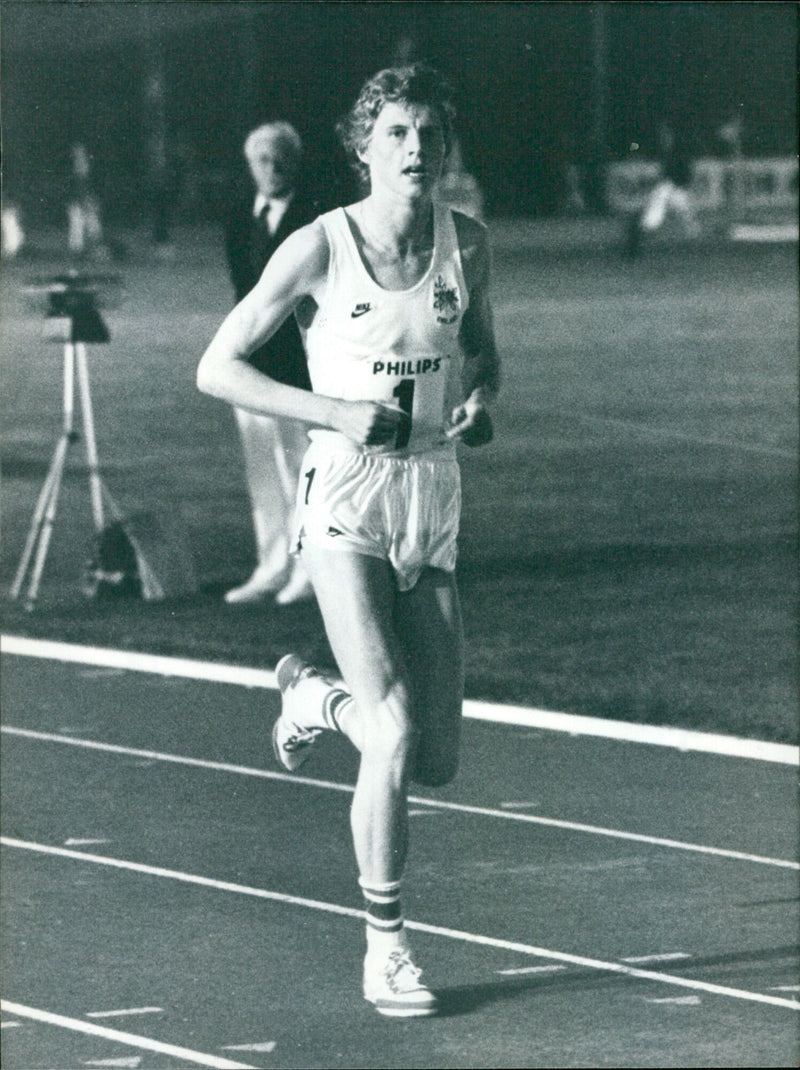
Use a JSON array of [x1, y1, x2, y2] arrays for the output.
[[224, 567, 287, 604]]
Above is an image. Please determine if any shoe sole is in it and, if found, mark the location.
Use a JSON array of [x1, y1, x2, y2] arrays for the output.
[[275, 653, 306, 694], [271, 719, 288, 770], [365, 995, 439, 1017]]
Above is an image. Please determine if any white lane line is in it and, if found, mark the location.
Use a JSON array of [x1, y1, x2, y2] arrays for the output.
[[222, 1042, 277, 1053], [497, 965, 567, 976], [3, 634, 796, 765], [644, 995, 702, 1006], [622, 953, 691, 965], [65, 839, 111, 847], [85, 1008, 164, 1019], [0, 1001, 256, 1070], [3, 726, 796, 870], [3, 839, 798, 1012], [84, 1058, 141, 1068], [465, 700, 798, 766], [0, 636, 277, 690]]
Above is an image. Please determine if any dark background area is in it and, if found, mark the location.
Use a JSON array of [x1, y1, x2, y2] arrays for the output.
[[2, 1, 797, 223]]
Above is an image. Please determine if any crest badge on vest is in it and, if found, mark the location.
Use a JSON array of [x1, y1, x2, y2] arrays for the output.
[[433, 275, 459, 324]]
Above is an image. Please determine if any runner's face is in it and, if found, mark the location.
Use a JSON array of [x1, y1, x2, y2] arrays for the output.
[[360, 102, 446, 199]]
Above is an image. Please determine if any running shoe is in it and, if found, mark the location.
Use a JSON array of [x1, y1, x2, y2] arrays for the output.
[[363, 946, 439, 1017], [272, 654, 325, 772]]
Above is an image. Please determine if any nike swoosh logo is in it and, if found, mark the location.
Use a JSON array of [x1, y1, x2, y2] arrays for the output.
[[351, 304, 372, 318]]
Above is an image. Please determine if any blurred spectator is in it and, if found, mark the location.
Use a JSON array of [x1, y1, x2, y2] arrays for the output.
[[716, 111, 746, 222], [145, 132, 185, 260], [1, 198, 26, 258], [563, 161, 587, 214], [717, 112, 745, 159], [222, 121, 318, 605], [625, 124, 700, 255], [66, 143, 108, 260], [582, 136, 608, 215]]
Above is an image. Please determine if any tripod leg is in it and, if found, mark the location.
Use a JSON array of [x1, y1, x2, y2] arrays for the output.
[[9, 435, 69, 600], [19, 434, 70, 610], [75, 343, 105, 533], [11, 342, 79, 608]]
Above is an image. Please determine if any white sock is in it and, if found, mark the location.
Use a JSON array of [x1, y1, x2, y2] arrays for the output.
[[289, 668, 353, 733], [361, 878, 406, 955]]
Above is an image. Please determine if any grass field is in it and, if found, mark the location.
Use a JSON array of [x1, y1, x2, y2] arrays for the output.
[[2, 222, 797, 744]]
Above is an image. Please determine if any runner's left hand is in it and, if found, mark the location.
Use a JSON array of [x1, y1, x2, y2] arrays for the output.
[[446, 401, 494, 447]]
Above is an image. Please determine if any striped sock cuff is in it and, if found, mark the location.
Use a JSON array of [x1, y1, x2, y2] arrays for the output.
[[360, 878, 403, 933], [359, 878, 402, 898], [322, 690, 352, 732]]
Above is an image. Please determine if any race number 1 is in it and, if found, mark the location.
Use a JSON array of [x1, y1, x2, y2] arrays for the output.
[[393, 380, 415, 450]]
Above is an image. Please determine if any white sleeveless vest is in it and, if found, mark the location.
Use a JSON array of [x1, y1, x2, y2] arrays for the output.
[[302, 203, 469, 456]]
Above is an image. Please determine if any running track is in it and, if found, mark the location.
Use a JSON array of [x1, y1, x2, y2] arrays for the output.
[[2, 636, 798, 1068]]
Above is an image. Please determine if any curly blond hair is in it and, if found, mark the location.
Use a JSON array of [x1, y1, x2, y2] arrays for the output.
[[336, 63, 456, 185]]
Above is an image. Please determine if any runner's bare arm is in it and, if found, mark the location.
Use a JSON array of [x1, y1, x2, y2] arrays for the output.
[[197, 222, 401, 446], [446, 214, 500, 446]]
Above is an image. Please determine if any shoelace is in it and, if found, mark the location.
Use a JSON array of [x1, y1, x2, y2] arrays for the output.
[[284, 726, 324, 752], [384, 950, 424, 992]]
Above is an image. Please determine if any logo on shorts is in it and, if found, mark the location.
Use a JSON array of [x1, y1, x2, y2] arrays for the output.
[[351, 302, 372, 318], [433, 275, 459, 324], [327, 526, 344, 537]]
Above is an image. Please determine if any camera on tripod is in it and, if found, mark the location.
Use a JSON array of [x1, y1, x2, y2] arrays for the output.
[[25, 271, 122, 344], [11, 271, 122, 609]]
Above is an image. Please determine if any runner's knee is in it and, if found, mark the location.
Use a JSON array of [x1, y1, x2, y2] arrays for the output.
[[359, 684, 418, 764]]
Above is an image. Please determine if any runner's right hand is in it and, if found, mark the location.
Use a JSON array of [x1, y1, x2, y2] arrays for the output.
[[334, 399, 403, 448]]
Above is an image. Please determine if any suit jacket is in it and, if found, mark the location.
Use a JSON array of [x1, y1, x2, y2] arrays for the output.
[[224, 189, 317, 389]]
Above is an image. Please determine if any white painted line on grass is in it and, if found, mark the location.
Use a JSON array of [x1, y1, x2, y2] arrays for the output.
[[731, 223, 799, 243], [4, 725, 796, 869], [0, 1001, 257, 1070], [3, 839, 799, 1012], [3, 634, 796, 765]]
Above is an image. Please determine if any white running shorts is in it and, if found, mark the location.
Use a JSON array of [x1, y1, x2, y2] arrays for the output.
[[293, 441, 461, 591]]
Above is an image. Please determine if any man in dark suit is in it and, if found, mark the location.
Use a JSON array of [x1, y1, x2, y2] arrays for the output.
[[223, 121, 316, 604]]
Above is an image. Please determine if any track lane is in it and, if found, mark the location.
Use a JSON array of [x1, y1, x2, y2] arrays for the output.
[[3, 652, 798, 1068], [3, 725, 796, 869]]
